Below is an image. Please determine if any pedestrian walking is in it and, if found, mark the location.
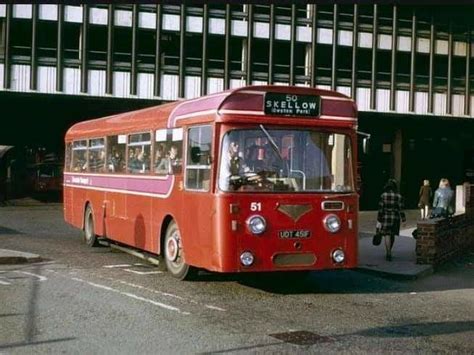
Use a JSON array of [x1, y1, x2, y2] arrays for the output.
[[376, 179, 406, 261], [418, 179, 432, 220]]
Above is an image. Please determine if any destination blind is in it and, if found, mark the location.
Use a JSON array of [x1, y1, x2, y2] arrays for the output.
[[264, 93, 320, 117]]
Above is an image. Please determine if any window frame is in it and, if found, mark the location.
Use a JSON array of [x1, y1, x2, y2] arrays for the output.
[[184, 124, 213, 192]]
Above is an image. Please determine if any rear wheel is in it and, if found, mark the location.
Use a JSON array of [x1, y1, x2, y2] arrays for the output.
[[164, 221, 195, 280], [84, 205, 100, 247]]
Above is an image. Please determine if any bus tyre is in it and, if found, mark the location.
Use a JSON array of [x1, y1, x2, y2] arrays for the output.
[[164, 221, 195, 280], [84, 206, 100, 247]]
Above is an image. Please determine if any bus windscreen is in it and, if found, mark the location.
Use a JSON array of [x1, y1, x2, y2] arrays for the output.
[[219, 128, 354, 193]]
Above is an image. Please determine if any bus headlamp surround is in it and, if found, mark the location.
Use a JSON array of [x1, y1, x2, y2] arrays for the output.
[[240, 251, 255, 266], [332, 249, 345, 263], [246, 215, 267, 235], [324, 214, 341, 233]]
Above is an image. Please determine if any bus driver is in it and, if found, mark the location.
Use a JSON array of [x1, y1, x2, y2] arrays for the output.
[[219, 141, 245, 190]]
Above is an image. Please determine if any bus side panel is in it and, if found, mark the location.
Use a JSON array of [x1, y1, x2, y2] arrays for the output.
[[89, 191, 106, 236], [103, 191, 129, 246], [124, 194, 153, 252], [177, 191, 216, 271], [67, 187, 88, 229], [63, 186, 75, 226], [213, 196, 240, 271]]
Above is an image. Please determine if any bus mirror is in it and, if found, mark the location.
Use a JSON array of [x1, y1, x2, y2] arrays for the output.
[[362, 137, 370, 154], [357, 131, 371, 154], [191, 147, 211, 164], [190, 147, 201, 164]]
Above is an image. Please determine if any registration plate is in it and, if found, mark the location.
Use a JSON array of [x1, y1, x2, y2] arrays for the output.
[[278, 230, 311, 239]]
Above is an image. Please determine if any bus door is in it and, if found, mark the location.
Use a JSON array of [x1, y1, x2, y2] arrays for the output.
[[180, 125, 214, 265]]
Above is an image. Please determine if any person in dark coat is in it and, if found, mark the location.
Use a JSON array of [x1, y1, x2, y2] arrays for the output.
[[418, 179, 432, 220], [377, 179, 406, 261]]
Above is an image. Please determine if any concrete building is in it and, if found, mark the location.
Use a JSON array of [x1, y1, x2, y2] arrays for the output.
[[0, 4, 473, 208]]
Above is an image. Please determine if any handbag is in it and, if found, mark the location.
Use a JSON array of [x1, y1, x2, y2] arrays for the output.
[[372, 232, 382, 246], [372, 221, 382, 246]]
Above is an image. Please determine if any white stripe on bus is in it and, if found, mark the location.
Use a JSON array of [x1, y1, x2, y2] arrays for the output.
[[63, 184, 173, 199], [64, 172, 170, 181], [172, 109, 217, 122]]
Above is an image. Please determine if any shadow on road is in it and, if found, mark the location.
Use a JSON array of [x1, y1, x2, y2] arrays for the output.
[[0, 337, 76, 351], [190, 254, 474, 295], [346, 320, 474, 338], [0, 226, 23, 235]]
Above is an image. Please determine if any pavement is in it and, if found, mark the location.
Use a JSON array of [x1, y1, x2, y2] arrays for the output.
[[0, 199, 432, 279], [357, 210, 433, 279], [0, 248, 42, 264]]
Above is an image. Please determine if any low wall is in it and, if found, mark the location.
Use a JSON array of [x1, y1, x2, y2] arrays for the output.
[[416, 184, 474, 267]]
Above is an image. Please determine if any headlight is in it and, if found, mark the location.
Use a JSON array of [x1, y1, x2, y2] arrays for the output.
[[332, 249, 345, 263], [324, 214, 341, 233], [240, 251, 254, 266], [246, 215, 266, 235]]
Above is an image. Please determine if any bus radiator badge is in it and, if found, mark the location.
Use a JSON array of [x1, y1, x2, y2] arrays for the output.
[[277, 204, 313, 222]]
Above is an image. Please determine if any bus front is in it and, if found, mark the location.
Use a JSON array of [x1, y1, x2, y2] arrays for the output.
[[214, 89, 358, 273]]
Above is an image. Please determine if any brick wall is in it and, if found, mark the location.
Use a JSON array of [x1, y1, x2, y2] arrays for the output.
[[416, 184, 474, 266]]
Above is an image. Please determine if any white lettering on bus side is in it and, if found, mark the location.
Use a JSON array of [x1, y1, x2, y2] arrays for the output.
[[72, 176, 90, 185]]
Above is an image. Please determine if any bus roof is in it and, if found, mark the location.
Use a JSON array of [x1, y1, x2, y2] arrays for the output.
[[66, 86, 356, 140]]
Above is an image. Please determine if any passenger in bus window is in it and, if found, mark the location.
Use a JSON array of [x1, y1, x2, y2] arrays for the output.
[[136, 150, 149, 173], [90, 150, 105, 172], [108, 149, 123, 173], [128, 148, 141, 172], [154, 144, 166, 173], [156, 145, 181, 174]]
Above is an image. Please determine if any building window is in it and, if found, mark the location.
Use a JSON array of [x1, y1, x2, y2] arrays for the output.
[[88, 24, 107, 63], [161, 32, 179, 69], [185, 33, 202, 69], [64, 22, 81, 61], [208, 34, 225, 71], [0, 19, 5, 56], [38, 20, 57, 59], [114, 26, 132, 66], [10, 19, 32, 58], [137, 27, 155, 67]]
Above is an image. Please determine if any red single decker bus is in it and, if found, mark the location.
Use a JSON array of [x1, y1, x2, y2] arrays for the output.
[[64, 86, 358, 279]]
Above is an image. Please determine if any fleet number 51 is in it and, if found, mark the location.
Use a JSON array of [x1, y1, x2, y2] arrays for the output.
[[250, 202, 262, 211]]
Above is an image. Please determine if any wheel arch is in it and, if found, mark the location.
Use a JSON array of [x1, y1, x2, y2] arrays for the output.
[[159, 214, 174, 255], [82, 200, 92, 230]]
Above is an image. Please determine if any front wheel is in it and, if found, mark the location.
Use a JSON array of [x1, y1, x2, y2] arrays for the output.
[[164, 221, 196, 280], [84, 205, 100, 247]]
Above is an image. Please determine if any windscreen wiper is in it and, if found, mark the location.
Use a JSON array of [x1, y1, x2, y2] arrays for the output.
[[259, 125, 289, 177]]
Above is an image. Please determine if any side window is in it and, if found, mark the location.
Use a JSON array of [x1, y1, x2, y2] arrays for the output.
[[89, 138, 105, 173], [71, 140, 88, 172], [65, 143, 72, 172], [154, 128, 183, 175], [128, 132, 151, 174], [106, 135, 126, 173], [186, 125, 212, 191]]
